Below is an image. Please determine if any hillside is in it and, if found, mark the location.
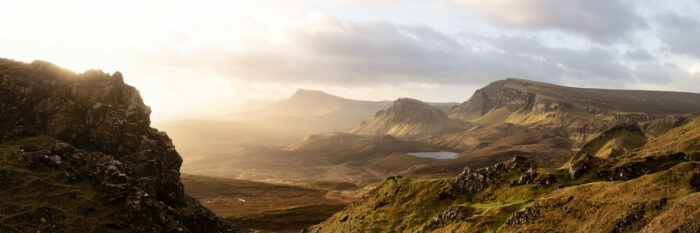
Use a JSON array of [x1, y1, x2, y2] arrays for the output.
[[563, 123, 647, 167], [351, 98, 461, 137], [448, 78, 699, 147], [0, 58, 239, 232], [626, 116, 700, 159], [308, 116, 700, 232]]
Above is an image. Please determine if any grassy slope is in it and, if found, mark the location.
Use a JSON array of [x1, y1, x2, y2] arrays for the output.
[[629, 116, 700, 158], [309, 117, 700, 233], [309, 165, 561, 233], [0, 136, 123, 232], [505, 162, 699, 233], [562, 125, 647, 168], [309, 177, 455, 233]]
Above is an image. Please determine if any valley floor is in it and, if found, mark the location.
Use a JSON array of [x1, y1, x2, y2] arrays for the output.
[[181, 174, 368, 232]]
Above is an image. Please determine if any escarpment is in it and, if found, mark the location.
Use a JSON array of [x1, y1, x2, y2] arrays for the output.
[[0, 58, 239, 232], [448, 78, 700, 147]]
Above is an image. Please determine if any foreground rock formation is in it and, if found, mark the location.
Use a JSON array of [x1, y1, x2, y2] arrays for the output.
[[0, 58, 239, 232]]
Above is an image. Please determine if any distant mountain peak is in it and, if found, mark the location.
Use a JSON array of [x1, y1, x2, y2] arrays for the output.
[[292, 88, 330, 97], [350, 98, 458, 137]]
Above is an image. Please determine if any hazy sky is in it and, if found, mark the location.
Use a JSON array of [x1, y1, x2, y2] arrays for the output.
[[2, 0, 700, 122]]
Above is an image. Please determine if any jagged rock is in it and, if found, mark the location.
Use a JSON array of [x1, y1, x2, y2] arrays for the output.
[[452, 167, 490, 194], [569, 155, 591, 180], [509, 172, 537, 187], [454, 156, 541, 193], [504, 196, 575, 228], [0, 59, 240, 232], [534, 173, 557, 189], [416, 206, 473, 233], [508, 155, 537, 173], [503, 204, 541, 228]]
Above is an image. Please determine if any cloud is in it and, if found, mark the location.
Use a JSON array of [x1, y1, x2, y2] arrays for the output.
[[489, 36, 632, 83], [453, 0, 647, 43], [625, 49, 654, 61], [630, 62, 700, 92], [141, 16, 639, 89], [657, 14, 700, 58]]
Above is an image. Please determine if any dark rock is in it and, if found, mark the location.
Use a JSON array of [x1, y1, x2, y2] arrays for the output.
[[455, 156, 540, 193], [569, 155, 590, 180], [534, 174, 557, 189], [612, 208, 645, 233], [503, 204, 541, 228], [509, 155, 537, 173], [452, 167, 490, 194], [691, 173, 700, 191], [655, 198, 667, 210], [51, 142, 73, 155], [20, 143, 40, 152], [416, 206, 473, 233], [595, 152, 691, 181]]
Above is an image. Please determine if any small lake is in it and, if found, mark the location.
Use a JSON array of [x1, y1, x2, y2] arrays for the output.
[[406, 152, 459, 159]]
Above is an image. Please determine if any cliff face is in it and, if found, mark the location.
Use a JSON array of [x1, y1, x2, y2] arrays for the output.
[[450, 80, 566, 119], [0, 59, 239, 232], [350, 98, 459, 137], [448, 78, 698, 147]]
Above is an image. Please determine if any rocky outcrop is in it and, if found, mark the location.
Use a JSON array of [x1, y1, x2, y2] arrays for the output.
[[0, 59, 239, 232], [503, 196, 575, 228], [594, 152, 693, 181], [452, 167, 491, 194], [569, 155, 591, 180], [452, 156, 540, 194], [416, 206, 473, 233], [612, 208, 645, 233]]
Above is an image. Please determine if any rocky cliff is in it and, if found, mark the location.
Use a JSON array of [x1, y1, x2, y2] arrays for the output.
[[448, 78, 699, 147], [350, 98, 460, 137], [0, 58, 239, 232]]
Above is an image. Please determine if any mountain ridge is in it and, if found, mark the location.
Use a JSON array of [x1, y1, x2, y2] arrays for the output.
[[447, 78, 698, 149]]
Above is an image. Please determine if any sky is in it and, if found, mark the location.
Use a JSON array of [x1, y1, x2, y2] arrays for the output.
[[2, 0, 700, 122]]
